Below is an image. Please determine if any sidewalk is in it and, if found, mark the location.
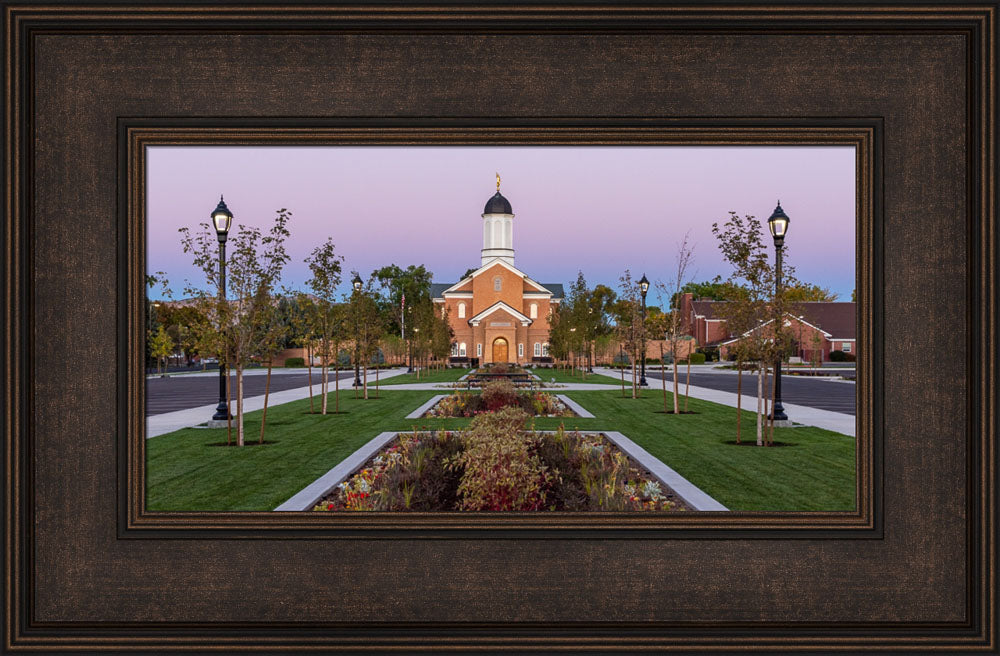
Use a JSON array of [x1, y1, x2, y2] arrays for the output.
[[593, 367, 855, 437], [146, 368, 408, 438]]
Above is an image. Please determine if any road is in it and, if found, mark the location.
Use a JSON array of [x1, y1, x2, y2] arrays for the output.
[[642, 368, 856, 416], [146, 369, 367, 415]]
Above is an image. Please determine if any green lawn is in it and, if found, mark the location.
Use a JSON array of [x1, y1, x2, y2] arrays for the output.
[[378, 367, 471, 385], [147, 388, 855, 512], [531, 367, 622, 386]]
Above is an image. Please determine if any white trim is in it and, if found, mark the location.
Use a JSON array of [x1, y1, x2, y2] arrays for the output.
[[448, 258, 551, 293], [522, 292, 553, 298], [720, 313, 834, 345], [467, 301, 533, 326], [441, 292, 473, 299]]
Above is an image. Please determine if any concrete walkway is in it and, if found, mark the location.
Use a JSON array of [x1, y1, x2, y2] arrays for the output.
[[146, 368, 408, 438], [593, 367, 855, 437]]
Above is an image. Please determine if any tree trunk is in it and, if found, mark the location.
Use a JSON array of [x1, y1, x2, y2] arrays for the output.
[[375, 359, 380, 399], [620, 356, 626, 398], [685, 351, 691, 412], [363, 358, 369, 400], [659, 344, 667, 412], [762, 366, 771, 447], [736, 364, 742, 444], [259, 359, 272, 444], [631, 355, 638, 399], [756, 365, 763, 446], [334, 361, 340, 413], [225, 368, 232, 446], [236, 364, 245, 447], [672, 345, 680, 415], [321, 361, 328, 415], [307, 343, 314, 414]]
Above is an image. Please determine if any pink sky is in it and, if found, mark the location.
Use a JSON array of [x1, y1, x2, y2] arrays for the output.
[[147, 146, 856, 307]]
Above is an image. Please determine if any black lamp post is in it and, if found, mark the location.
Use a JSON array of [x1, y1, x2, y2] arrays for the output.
[[211, 196, 233, 422], [638, 274, 649, 386], [352, 273, 363, 387], [767, 201, 790, 422]]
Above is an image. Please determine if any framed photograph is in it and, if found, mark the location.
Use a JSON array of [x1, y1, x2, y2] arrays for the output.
[[4, 3, 995, 653]]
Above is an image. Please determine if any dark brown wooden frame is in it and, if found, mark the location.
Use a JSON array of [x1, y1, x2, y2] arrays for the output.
[[4, 3, 996, 652]]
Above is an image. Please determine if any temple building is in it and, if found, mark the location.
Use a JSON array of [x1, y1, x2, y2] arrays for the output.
[[432, 177, 564, 365]]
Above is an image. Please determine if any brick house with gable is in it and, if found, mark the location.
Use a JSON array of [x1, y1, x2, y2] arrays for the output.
[[432, 183, 563, 365], [678, 293, 857, 362]]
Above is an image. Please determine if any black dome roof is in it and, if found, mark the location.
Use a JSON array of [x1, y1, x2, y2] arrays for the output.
[[483, 191, 513, 215]]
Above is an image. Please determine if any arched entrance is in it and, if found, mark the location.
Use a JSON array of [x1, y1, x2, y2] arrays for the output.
[[492, 337, 509, 363]]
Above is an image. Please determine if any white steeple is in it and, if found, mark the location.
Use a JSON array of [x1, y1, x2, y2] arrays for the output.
[[481, 173, 515, 266]]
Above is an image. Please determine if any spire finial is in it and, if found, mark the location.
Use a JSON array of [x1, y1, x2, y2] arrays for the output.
[[496, 172, 501, 192]]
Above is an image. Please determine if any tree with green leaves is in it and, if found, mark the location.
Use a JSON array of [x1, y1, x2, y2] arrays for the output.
[[346, 274, 386, 399], [189, 209, 291, 447], [305, 239, 345, 415], [370, 263, 433, 339], [785, 283, 839, 302], [712, 211, 798, 446], [149, 324, 174, 374]]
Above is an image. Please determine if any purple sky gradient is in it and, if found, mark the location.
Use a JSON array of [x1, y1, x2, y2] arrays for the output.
[[148, 146, 856, 307]]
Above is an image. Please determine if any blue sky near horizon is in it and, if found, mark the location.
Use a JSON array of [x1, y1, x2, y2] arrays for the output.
[[147, 146, 856, 307]]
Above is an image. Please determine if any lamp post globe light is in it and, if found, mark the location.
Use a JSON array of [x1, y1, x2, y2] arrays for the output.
[[352, 273, 363, 387], [211, 196, 233, 422], [638, 273, 650, 386], [767, 201, 790, 422]]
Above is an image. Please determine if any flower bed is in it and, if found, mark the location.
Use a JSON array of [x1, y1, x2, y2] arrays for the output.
[[314, 407, 687, 512], [424, 388, 574, 418]]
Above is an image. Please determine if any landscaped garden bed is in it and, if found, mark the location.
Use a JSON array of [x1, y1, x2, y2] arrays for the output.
[[313, 407, 689, 512], [424, 379, 575, 418]]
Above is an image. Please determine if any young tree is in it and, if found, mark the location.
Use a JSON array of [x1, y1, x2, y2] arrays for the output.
[[254, 288, 290, 444], [304, 239, 345, 415], [655, 232, 695, 414], [615, 270, 644, 399], [712, 211, 798, 446], [346, 274, 386, 399], [180, 208, 292, 447]]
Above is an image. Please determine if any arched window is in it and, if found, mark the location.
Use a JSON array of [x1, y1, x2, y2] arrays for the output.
[[451, 343, 458, 357], [477, 343, 483, 357], [458, 302, 466, 318], [459, 342, 467, 357], [493, 277, 502, 291], [530, 303, 538, 319], [542, 343, 550, 356], [518, 343, 524, 357], [534, 342, 541, 357]]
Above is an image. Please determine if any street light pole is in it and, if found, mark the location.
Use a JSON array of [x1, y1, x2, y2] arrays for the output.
[[211, 196, 233, 422], [767, 201, 790, 422], [639, 274, 649, 386], [352, 274, 363, 387]]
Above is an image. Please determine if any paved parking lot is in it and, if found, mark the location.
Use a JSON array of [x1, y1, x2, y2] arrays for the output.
[[643, 369, 856, 416], [146, 370, 362, 415]]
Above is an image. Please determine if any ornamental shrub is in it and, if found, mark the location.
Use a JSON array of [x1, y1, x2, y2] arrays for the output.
[[481, 378, 519, 411], [686, 353, 706, 365], [283, 357, 305, 367], [455, 407, 551, 511], [829, 349, 847, 362]]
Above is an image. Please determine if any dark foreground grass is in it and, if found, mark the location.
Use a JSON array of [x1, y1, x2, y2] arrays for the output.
[[147, 388, 855, 512]]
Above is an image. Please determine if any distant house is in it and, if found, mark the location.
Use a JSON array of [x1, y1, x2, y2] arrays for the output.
[[678, 293, 856, 361]]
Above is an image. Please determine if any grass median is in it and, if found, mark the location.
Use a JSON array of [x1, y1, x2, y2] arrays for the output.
[[146, 388, 854, 512]]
